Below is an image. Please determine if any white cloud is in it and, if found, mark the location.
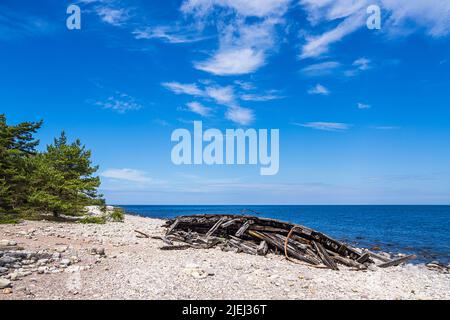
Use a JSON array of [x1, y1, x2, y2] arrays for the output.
[[195, 48, 266, 76], [371, 125, 400, 130], [96, 7, 129, 26], [184, 1, 290, 75], [132, 26, 207, 43], [162, 82, 203, 96], [294, 122, 350, 131], [300, 13, 365, 59], [353, 57, 371, 70], [357, 102, 371, 109], [301, 61, 341, 76], [299, 0, 450, 58], [205, 86, 235, 105], [94, 92, 142, 113], [186, 101, 212, 116], [308, 84, 330, 95], [240, 92, 282, 102], [162, 81, 235, 105], [162, 81, 285, 125], [344, 58, 372, 77], [181, 0, 291, 18], [382, 0, 450, 37], [225, 106, 255, 125], [234, 80, 255, 90], [101, 168, 152, 183]]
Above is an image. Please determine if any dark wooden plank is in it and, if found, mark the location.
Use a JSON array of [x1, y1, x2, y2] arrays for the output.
[[160, 245, 191, 251], [249, 230, 320, 265], [367, 251, 391, 263], [331, 255, 367, 270], [356, 252, 371, 264], [313, 241, 339, 270], [134, 230, 150, 238], [166, 219, 180, 235]]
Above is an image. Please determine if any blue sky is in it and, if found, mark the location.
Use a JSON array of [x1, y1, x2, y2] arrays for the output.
[[1, 0, 450, 204]]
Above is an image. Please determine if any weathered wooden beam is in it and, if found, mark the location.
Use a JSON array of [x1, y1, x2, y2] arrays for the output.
[[257, 241, 269, 256], [134, 230, 150, 238], [221, 218, 241, 228], [235, 220, 253, 237], [356, 252, 371, 264], [249, 230, 320, 265], [378, 255, 416, 268], [0, 245, 24, 251], [313, 241, 339, 270], [160, 245, 192, 251], [331, 255, 367, 270], [166, 219, 180, 235], [366, 250, 391, 263], [206, 217, 227, 237]]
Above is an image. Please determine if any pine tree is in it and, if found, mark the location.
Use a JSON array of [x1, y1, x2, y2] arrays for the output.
[[27, 132, 104, 216], [0, 114, 42, 212]]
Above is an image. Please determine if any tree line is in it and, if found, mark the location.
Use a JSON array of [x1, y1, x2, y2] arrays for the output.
[[0, 114, 104, 217]]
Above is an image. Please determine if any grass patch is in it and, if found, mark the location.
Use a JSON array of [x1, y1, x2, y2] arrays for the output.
[[0, 213, 20, 224], [108, 207, 125, 222], [79, 216, 106, 224]]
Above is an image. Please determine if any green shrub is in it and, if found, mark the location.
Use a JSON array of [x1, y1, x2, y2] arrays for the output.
[[79, 216, 106, 224], [0, 213, 20, 224], [108, 207, 125, 222]]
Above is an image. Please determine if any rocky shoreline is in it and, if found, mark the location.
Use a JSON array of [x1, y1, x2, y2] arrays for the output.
[[1, 214, 449, 300]]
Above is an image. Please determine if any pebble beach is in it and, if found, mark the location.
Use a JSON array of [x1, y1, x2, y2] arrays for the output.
[[1, 214, 449, 300]]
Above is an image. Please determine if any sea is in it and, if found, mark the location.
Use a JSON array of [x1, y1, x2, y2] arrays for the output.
[[120, 205, 450, 265]]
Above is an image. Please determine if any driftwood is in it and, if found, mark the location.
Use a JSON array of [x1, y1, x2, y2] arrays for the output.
[[134, 230, 150, 238], [378, 255, 417, 268], [158, 214, 415, 271], [0, 245, 24, 251]]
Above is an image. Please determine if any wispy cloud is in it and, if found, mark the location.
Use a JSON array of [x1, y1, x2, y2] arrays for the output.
[[299, 0, 450, 59], [301, 61, 341, 76], [0, 5, 54, 40], [101, 168, 152, 183], [186, 101, 212, 117], [162, 82, 203, 96], [234, 80, 255, 91], [96, 7, 129, 26], [132, 25, 208, 44], [181, 0, 291, 18], [184, 0, 291, 76], [205, 86, 235, 105], [226, 106, 255, 126], [162, 81, 257, 125], [300, 13, 365, 59], [294, 122, 351, 131], [240, 92, 283, 102], [345, 58, 372, 77], [94, 92, 142, 113], [371, 125, 400, 130], [357, 102, 371, 109], [353, 57, 371, 70], [308, 84, 330, 95], [195, 48, 266, 76]]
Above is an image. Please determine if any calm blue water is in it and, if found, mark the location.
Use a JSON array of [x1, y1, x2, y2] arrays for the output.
[[120, 205, 450, 264]]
